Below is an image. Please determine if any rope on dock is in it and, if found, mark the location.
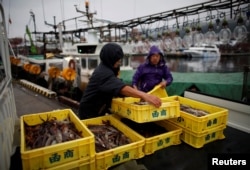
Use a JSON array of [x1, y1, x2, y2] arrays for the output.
[[19, 79, 57, 98]]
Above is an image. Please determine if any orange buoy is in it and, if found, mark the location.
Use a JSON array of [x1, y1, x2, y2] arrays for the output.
[[29, 64, 41, 75], [48, 66, 61, 78], [23, 63, 32, 72], [61, 67, 76, 81]]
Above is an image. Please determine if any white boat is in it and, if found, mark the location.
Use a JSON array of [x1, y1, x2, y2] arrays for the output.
[[182, 44, 221, 58], [11, 0, 248, 93], [58, 29, 133, 90]]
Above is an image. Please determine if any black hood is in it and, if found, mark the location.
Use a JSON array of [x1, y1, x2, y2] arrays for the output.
[[100, 43, 124, 69]]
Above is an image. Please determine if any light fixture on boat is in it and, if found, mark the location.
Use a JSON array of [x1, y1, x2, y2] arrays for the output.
[[204, 21, 216, 46], [182, 28, 192, 49], [233, 16, 247, 43], [219, 19, 231, 45], [173, 30, 182, 52], [193, 25, 204, 47], [85, 0, 89, 9]]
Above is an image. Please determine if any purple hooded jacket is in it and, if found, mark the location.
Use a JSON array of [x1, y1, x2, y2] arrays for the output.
[[132, 45, 173, 92]]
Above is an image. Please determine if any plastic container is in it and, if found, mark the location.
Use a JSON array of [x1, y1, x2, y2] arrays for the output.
[[148, 85, 168, 98], [111, 97, 180, 123], [167, 96, 228, 133], [20, 109, 95, 170], [143, 120, 182, 155], [115, 116, 182, 155], [82, 115, 145, 170], [45, 156, 95, 170], [175, 122, 226, 148]]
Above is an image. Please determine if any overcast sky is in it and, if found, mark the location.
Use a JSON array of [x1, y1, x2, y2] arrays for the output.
[[2, 0, 209, 38]]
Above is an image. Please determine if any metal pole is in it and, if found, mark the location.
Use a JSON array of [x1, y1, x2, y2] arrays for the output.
[[30, 10, 36, 33]]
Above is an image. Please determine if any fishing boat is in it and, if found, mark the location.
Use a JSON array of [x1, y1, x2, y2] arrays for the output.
[[12, 0, 137, 92], [182, 44, 221, 58], [1, 2, 250, 170], [9, 0, 250, 100], [59, 29, 133, 90]]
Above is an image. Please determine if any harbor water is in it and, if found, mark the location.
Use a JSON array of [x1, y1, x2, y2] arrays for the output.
[[166, 54, 250, 73], [123, 53, 250, 103]]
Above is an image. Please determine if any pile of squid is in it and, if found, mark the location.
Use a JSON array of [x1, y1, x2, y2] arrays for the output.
[[87, 120, 131, 152], [24, 116, 82, 150], [180, 104, 209, 117], [134, 101, 148, 105]]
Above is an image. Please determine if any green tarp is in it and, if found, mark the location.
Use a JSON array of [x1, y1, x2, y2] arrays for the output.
[[120, 70, 244, 101]]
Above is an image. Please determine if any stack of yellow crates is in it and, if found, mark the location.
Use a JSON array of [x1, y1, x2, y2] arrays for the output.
[[166, 96, 228, 148], [111, 85, 182, 156], [82, 115, 145, 170], [20, 109, 96, 170]]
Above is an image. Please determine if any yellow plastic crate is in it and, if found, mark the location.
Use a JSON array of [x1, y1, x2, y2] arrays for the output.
[[46, 156, 95, 170], [167, 96, 228, 133], [148, 85, 168, 98], [143, 121, 182, 155], [116, 116, 182, 155], [111, 97, 180, 123], [82, 115, 145, 170], [20, 109, 95, 170], [176, 122, 226, 148]]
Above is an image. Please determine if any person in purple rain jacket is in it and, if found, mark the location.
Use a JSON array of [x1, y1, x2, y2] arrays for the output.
[[132, 45, 173, 92]]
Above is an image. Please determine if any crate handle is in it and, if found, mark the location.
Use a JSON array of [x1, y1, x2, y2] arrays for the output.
[[161, 102, 177, 107]]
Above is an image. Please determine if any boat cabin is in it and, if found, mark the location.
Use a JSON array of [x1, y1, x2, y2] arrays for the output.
[[60, 41, 132, 89]]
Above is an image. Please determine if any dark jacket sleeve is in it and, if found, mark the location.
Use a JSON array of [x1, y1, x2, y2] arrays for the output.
[[100, 75, 126, 96]]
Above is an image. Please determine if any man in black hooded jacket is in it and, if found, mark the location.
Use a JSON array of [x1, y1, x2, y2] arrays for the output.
[[79, 43, 162, 119]]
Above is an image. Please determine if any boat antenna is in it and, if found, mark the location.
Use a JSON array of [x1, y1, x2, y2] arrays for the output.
[[60, 0, 65, 24], [41, 0, 46, 25], [44, 16, 57, 33], [75, 0, 96, 28], [29, 10, 36, 33], [41, 0, 57, 33]]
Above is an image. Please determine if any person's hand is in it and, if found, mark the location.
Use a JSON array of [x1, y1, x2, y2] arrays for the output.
[[143, 93, 162, 108], [159, 81, 167, 88]]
